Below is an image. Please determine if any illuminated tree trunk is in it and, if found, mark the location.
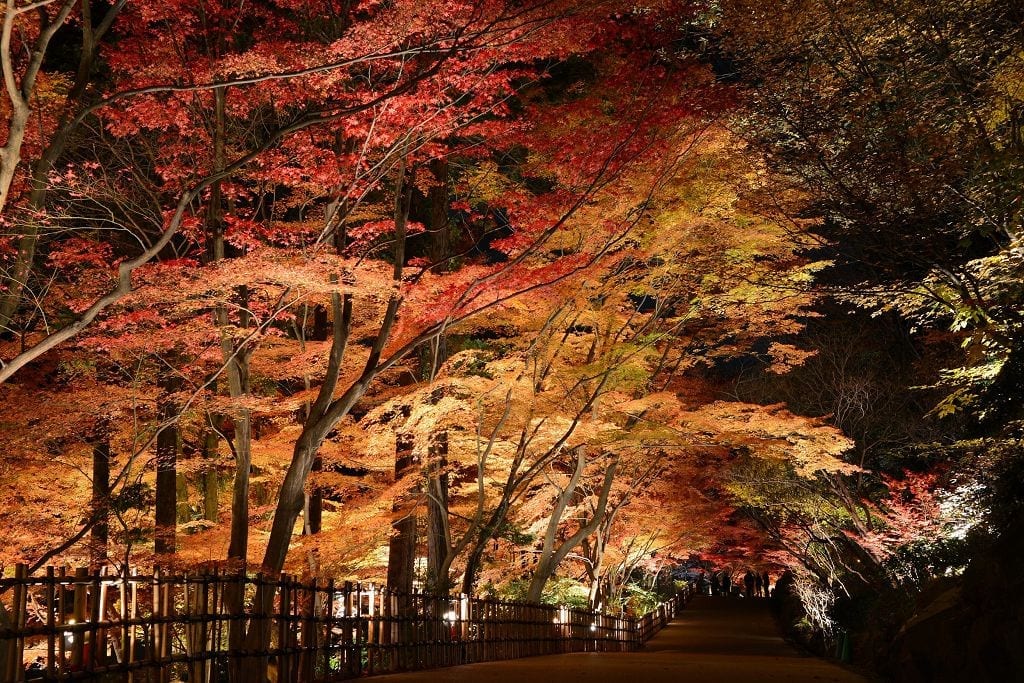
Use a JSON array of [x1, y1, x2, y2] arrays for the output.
[[302, 300, 331, 537], [584, 494, 628, 608], [207, 86, 228, 263], [218, 287, 254, 564], [527, 453, 617, 603], [583, 533, 607, 608]]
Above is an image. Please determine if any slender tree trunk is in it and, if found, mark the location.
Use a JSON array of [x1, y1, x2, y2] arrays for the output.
[[90, 437, 110, 568], [226, 406, 252, 561], [155, 372, 182, 556], [0, 104, 29, 218], [527, 456, 617, 603], [204, 84, 256, 563], [218, 292, 252, 563], [202, 433, 220, 524], [207, 86, 227, 263], [387, 433, 418, 594], [584, 533, 607, 608], [260, 157, 411, 575], [0, 93, 32, 326], [459, 509, 499, 595], [426, 432, 450, 593]]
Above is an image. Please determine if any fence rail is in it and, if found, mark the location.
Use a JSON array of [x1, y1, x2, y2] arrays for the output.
[[0, 564, 693, 682]]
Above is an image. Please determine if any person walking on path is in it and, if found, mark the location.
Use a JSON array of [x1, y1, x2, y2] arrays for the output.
[[743, 570, 756, 598], [754, 572, 763, 598]]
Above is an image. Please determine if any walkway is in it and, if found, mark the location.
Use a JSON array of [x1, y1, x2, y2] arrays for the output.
[[369, 596, 869, 683]]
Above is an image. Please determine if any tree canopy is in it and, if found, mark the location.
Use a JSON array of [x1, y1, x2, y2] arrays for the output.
[[0, 2, 1021, 676]]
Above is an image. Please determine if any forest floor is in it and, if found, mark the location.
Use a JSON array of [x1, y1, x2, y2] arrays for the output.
[[369, 595, 870, 683]]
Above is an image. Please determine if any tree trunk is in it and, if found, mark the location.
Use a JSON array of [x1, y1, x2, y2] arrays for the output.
[[426, 157, 450, 265], [426, 432, 450, 593], [204, 85, 257, 564], [218, 290, 252, 562], [584, 533, 606, 608], [262, 433, 321, 572], [0, 102, 29, 218], [207, 86, 228, 263], [527, 456, 617, 603], [260, 157, 410, 575], [0, 95, 35, 328], [460, 505, 507, 595], [155, 372, 182, 556], [387, 433, 418, 594], [90, 438, 110, 567], [312, 305, 330, 341], [226, 408, 251, 561], [304, 480, 323, 535], [202, 427, 220, 522]]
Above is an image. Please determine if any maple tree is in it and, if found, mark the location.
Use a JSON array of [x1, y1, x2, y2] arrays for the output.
[[0, 0, 740, 575], [0, 0, 570, 380], [256, 121, 862, 614]]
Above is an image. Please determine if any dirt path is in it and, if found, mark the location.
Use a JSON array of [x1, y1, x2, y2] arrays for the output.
[[369, 596, 869, 683]]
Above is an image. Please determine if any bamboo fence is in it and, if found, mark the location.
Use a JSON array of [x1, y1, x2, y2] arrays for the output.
[[0, 564, 693, 682]]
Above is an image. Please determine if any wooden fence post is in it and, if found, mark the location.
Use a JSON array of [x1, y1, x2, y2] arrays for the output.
[[71, 566, 87, 670], [45, 566, 56, 678], [346, 582, 355, 677], [89, 568, 103, 672], [3, 563, 28, 682], [128, 567, 139, 683]]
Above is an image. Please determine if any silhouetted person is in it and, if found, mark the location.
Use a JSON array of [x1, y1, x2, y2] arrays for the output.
[[754, 572, 763, 597], [743, 570, 756, 598], [762, 571, 771, 597], [774, 569, 794, 600]]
